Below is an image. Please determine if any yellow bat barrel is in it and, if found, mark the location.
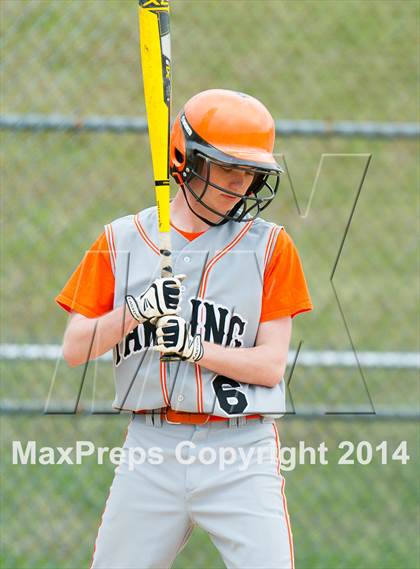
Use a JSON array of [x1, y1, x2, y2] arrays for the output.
[[139, 0, 171, 237]]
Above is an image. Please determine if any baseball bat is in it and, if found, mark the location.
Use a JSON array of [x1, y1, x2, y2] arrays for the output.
[[139, 0, 180, 362], [138, 0, 173, 279]]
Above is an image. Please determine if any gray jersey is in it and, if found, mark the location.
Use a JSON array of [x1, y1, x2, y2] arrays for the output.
[[106, 206, 286, 418]]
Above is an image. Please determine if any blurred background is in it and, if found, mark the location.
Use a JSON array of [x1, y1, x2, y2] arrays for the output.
[[1, 1, 419, 568]]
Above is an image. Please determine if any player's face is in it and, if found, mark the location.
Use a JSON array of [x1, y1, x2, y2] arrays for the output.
[[189, 162, 254, 223]]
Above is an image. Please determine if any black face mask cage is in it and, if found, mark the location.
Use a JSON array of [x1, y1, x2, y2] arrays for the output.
[[181, 153, 281, 226]]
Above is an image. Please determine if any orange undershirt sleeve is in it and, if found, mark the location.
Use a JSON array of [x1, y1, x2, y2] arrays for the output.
[[55, 226, 312, 322], [260, 228, 313, 322], [55, 232, 115, 318]]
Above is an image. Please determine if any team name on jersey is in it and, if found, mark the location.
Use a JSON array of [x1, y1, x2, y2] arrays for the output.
[[114, 299, 247, 367]]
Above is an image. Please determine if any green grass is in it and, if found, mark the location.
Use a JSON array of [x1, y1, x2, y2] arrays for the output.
[[1, 1, 419, 568], [2, 133, 417, 352], [0, 366, 419, 569], [1, 416, 418, 568], [2, 1, 418, 121], [2, 360, 419, 414]]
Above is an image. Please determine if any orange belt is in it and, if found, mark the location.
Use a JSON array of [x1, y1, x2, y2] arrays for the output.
[[135, 408, 262, 425]]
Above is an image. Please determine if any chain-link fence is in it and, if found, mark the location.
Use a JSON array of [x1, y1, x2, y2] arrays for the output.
[[1, 1, 419, 568]]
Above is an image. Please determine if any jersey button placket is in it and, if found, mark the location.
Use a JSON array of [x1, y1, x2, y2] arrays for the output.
[[173, 250, 208, 414]]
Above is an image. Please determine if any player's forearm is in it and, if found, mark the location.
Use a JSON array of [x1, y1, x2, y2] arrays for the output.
[[199, 342, 286, 388], [63, 305, 138, 367]]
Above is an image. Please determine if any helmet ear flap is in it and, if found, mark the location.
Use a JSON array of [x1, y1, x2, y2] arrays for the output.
[[170, 145, 187, 185], [170, 113, 188, 184], [174, 148, 184, 168]]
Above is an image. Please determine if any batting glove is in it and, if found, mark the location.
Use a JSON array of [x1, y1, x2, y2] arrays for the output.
[[125, 275, 186, 323], [154, 315, 204, 362]]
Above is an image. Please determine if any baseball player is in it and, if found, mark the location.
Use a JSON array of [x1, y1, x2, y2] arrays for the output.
[[56, 89, 312, 569]]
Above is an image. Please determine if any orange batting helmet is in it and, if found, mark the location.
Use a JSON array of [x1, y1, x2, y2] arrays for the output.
[[170, 89, 283, 225]]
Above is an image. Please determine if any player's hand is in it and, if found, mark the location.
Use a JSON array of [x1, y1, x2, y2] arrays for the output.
[[125, 275, 186, 323], [153, 315, 204, 363]]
